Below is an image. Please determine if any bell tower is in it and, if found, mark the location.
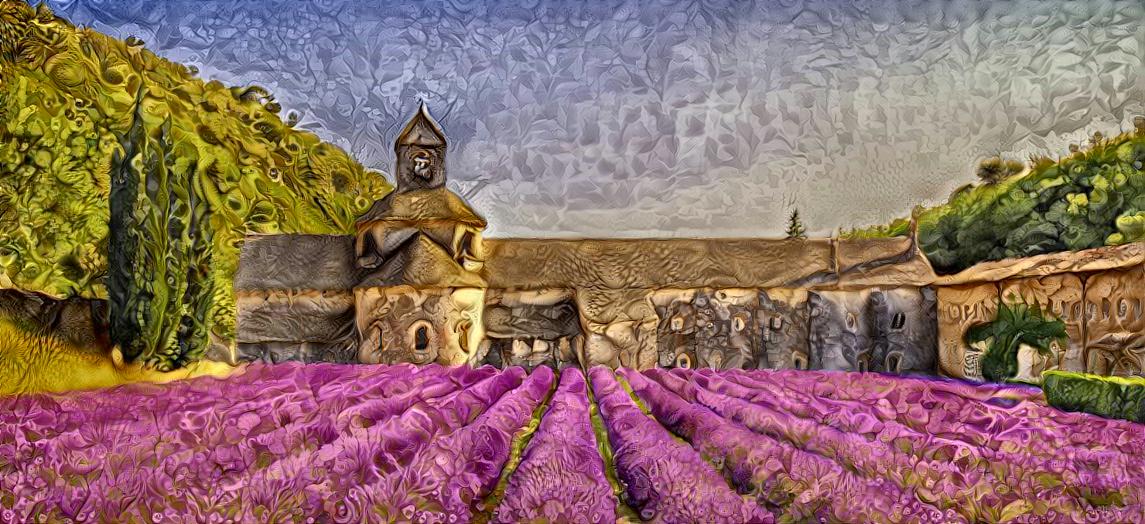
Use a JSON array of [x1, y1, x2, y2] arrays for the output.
[[393, 102, 447, 191]]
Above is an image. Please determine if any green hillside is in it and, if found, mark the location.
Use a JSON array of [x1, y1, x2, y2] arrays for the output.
[[847, 123, 1145, 274], [0, 2, 390, 367]]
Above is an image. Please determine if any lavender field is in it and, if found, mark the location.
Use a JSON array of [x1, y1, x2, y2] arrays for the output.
[[2, 364, 1144, 523]]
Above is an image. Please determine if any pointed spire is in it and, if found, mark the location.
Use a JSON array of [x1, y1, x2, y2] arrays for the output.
[[395, 101, 447, 148]]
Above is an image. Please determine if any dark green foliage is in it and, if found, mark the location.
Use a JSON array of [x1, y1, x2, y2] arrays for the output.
[[2, 4, 391, 368], [919, 129, 1145, 273], [107, 88, 144, 360], [109, 91, 215, 369], [1042, 371, 1145, 423], [964, 298, 1067, 383], [785, 208, 807, 239]]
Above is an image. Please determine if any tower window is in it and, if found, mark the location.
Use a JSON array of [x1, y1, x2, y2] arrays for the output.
[[411, 150, 433, 179], [891, 312, 906, 330]]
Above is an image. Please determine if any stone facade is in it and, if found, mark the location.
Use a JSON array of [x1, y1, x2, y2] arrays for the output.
[[233, 105, 944, 372], [934, 244, 1145, 379], [1083, 266, 1145, 376]]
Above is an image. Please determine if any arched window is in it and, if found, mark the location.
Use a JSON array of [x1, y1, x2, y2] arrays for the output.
[[891, 312, 906, 330], [886, 351, 903, 373], [414, 325, 430, 352], [792, 352, 808, 370], [459, 230, 475, 258]]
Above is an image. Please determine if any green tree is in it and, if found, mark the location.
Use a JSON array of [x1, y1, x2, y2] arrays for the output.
[[785, 208, 807, 239], [976, 157, 1025, 185]]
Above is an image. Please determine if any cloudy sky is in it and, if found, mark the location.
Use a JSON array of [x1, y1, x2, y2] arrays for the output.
[[47, 0, 1144, 237]]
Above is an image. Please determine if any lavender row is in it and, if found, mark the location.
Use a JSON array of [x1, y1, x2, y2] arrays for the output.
[[0, 365, 519, 522], [495, 368, 617, 523], [621, 368, 950, 523], [587, 367, 770, 523], [723, 368, 1145, 491], [746, 368, 1145, 456], [362, 366, 556, 523], [720, 369, 1145, 491], [659, 369, 1143, 521]]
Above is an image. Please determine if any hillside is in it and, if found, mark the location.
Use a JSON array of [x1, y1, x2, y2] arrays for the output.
[[0, 2, 391, 366], [847, 123, 1145, 274]]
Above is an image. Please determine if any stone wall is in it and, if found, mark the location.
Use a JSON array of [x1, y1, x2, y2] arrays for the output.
[[1083, 267, 1145, 376], [355, 286, 484, 366], [938, 265, 1145, 379]]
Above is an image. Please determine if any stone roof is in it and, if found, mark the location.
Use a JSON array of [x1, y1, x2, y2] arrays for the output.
[[234, 234, 359, 292], [933, 242, 1145, 285], [481, 238, 838, 290], [355, 187, 487, 228], [358, 234, 486, 288], [396, 102, 446, 147], [234, 233, 943, 296]]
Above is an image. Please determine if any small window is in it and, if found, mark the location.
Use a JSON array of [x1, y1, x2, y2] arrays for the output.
[[886, 352, 903, 373], [670, 316, 685, 331], [414, 325, 430, 352], [792, 352, 808, 370], [675, 353, 692, 369], [857, 354, 870, 372], [732, 316, 746, 332], [891, 312, 906, 330], [845, 312, 856, 330], [770, 317, 783, 330], [459, 230, 475, 258]]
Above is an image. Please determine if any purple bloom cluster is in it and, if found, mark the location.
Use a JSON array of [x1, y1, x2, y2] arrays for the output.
[[587, 367, 771, 523], [364, 366, 554, 523], [495, 368, 617, 523], [623, 369, 948, 523], [673, 368, 1145, 522], [2, 363, 1142, 523]]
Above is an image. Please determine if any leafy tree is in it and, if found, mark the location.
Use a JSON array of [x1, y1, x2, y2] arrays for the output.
[[964, 297, 1067, 383], [976, 157, 1025, 185], [1, 4, 390, 367], [785, 208, 807, 239]]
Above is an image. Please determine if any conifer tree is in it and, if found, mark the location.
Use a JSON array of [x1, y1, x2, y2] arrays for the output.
[[785, 208, 807, 239]]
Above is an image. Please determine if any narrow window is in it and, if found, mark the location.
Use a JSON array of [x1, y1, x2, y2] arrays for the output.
[[891, 312, 906, 330], [459, 230, 475, 258], [886, 352, 903, 373], [414, 325, 429, 352]]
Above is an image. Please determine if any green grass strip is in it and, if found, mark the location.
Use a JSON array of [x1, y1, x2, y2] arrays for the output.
[[473, 370, 559, 523], [586, 369, 642, 522]]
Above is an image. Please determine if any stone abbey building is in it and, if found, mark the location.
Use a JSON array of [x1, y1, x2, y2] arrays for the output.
[[234, 105, 1144, 377], [235, 104, 939, 372]]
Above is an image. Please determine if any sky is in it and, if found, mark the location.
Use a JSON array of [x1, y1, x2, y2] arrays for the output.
[[46, 0, 1145, 238]]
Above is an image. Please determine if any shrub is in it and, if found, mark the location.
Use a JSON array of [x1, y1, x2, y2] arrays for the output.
[[964, 298, 1067, 383], [1043, 371, 1145, 423]]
